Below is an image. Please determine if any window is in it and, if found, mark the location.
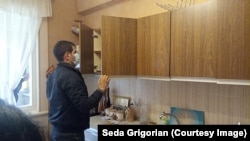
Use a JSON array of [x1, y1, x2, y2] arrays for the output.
[[0, 10, 41, 109], [0, 0, 51, 112]]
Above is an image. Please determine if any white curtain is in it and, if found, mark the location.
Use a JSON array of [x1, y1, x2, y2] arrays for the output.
[[0, 0, 52, 104]]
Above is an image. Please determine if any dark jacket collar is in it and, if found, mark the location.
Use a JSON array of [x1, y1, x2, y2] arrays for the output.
[[57, 62, 81, 76], [57, 62, 75, 68]]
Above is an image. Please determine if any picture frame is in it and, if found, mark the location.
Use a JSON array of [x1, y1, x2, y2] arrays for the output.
[[113, 96, 130, 108]]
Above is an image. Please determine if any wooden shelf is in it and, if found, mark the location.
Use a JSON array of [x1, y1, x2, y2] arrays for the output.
[[94, 50, 101, 56], [94, 50, 101, 54]]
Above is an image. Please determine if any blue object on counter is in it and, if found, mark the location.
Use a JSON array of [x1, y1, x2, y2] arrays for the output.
[[169, 107, 205, 125], [84, 128, 97, 141]]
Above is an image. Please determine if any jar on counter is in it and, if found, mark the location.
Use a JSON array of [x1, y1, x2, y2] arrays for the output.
[[125, 107, 134, 122]]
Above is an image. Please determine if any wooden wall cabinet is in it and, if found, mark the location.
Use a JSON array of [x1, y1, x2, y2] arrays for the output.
[[170, 1, 217, 78], [77, 24, 101, 74], [78, 0, 250, 82], [79, 23, 94, 74], [101, 16, 137, 76], [137, 12, 171, 77], [216, 0, 250, 80]]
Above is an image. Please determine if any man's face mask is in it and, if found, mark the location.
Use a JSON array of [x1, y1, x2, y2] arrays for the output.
[[74, 52, 80, 65], [74, 45, 80, 65]]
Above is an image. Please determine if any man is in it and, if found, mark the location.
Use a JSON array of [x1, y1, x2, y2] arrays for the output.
[[0, 98, 44, 141], [46, 40, 110, 141]]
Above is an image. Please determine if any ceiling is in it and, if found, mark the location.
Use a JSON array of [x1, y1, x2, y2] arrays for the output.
[[155, 0, 210, 10]]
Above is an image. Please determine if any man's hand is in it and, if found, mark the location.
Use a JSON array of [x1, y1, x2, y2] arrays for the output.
[[98, 75, 110, 92], [46, 65, 55, 78]]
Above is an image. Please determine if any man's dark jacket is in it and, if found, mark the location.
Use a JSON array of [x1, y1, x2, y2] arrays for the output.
[[46, 62, 103, 132]]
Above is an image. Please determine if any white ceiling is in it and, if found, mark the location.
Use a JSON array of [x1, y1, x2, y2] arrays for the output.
[[155, 0, 209, 10]]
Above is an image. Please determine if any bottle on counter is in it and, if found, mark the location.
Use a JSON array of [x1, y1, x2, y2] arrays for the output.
[[106, 87, 111, 108], [98, 87, 111, 116]]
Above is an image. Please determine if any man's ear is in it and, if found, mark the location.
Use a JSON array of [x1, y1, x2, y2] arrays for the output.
[[63, 52, 70, 61]]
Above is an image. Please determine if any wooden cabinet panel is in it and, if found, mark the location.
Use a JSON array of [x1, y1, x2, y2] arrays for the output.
[[137, 12, 170, 77], [217, 0, 250, 80], [102, 16, 137, 75], [171, 1, 217, 78], [79, 24, 94, 74]]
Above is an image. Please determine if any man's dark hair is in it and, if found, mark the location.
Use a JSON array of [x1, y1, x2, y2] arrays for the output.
[[0, 99, 44, 141], [53, 40, 76, 61]]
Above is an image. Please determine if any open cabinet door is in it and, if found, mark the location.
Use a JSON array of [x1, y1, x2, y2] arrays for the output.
[[79, 23, 94, 74]]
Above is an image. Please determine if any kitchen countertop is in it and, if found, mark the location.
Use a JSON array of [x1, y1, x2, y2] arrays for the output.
[[90, 115, 140, 129]]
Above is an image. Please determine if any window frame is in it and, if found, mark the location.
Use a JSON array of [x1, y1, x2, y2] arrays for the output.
[[17, 18, 49, 114]]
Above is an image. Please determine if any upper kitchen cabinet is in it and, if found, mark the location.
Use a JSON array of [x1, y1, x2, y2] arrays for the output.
[[101, 16, 137, 76], [170, 1, 217, 79], [79, 23, 94, 74], [137, 12, 171, 78], [216, 0, 250, 80]]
